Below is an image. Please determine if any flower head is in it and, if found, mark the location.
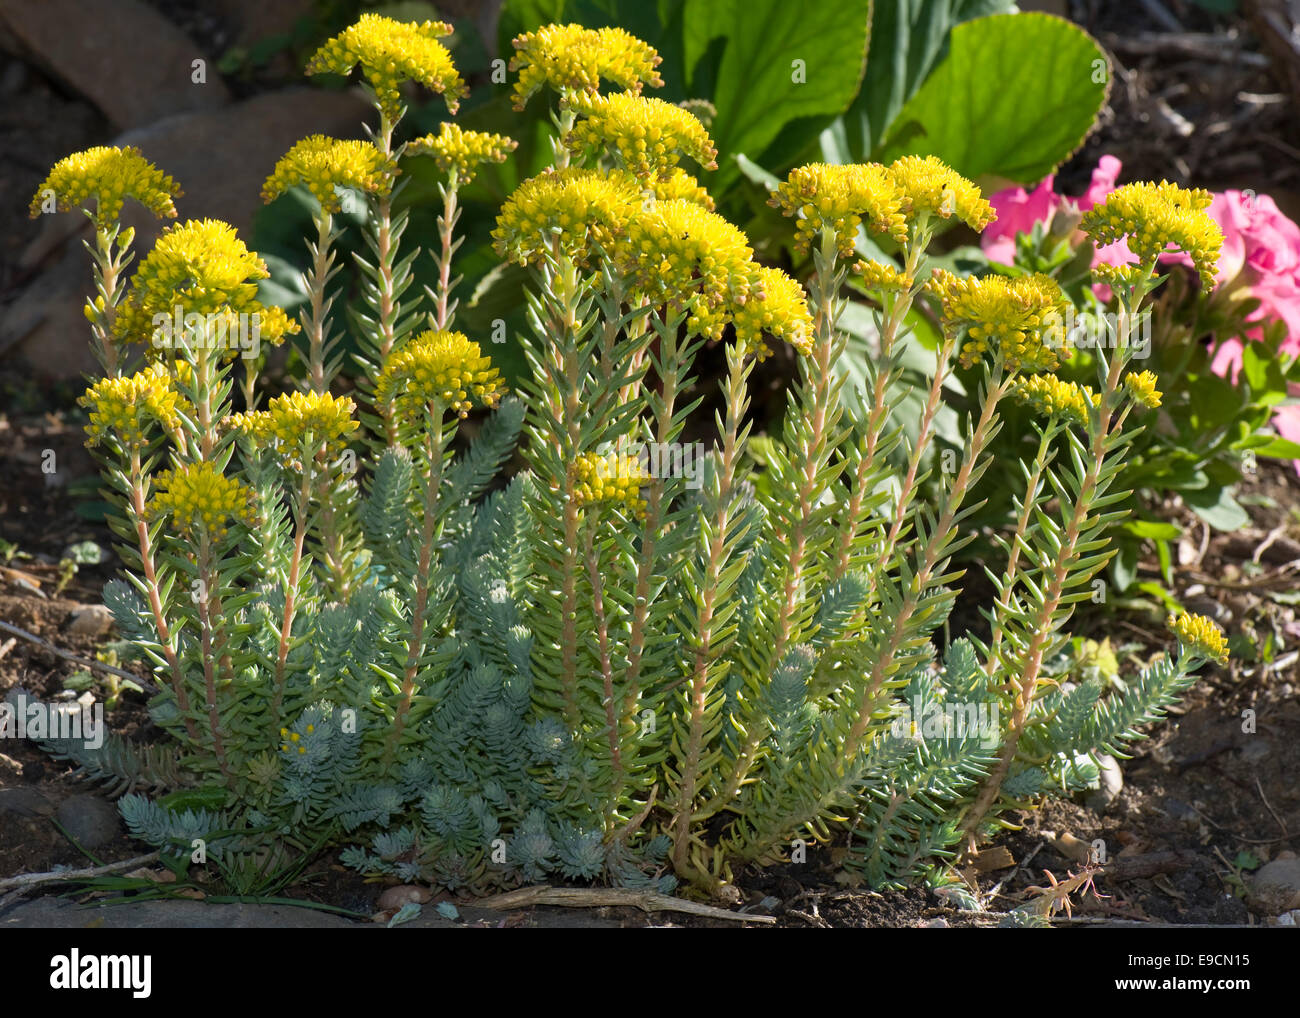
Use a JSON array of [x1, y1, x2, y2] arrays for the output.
[[1012, 373, 1099, 426], [1123, 370, 1162, 410], [618, 198, 757, 340], [1166, 612, 1229, 664], [887, 156, 995, 233], [376, 330, 505, 419], [1081, 181, 1222, 287], [771, 163, 908, 255], [406, 122, 517, 185], [509, 23, 663, 110], [854, 259, 913, 294], [731, 266, 813, 360], [647, 168, 714, 209], [929, 269, 1069, 372], [111, 220, 294, 358], [572, 450, 649, 517], [262, 136, 396, 212], [150, 462, 257, 539], [306, 14, 465, 120], [565, 92, 716, 178], [229, 391, 358, 463], [80, 365, 185, 448], [31, 146, 181, 227], [493, 168, 642, 267]]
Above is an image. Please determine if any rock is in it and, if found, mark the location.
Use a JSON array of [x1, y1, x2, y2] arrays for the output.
[[0, 0, 231, 130], [5, 88, 372, 380], [54, 792, 123, 849], [1238, 737, 1272, 763], [1086, 753, 1123, 810], [1162, 796, 1200, 825], [923, 917, 950, 928], [0, 786, 54, 818], [64, 603, 113, 638], [1248, 853, 1300, 914], [377, 885, 432, 911]]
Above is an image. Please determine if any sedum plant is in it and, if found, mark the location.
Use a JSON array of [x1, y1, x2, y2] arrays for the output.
[[34, 16, 1230, 898]]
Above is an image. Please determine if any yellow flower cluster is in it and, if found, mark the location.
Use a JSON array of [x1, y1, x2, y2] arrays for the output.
[[1081, 181, 1222, 287], [509, 23, 663, 110], [79, 366, 184, 449], [647, 168, 714, 209], [406, 122, 517, 185], [732, 266, 814, 360], [571, 450, 649, 517], [305, 14, 466, 120], [375, 330, 505, 419], [149, 461, 256, 539], [929, 269, 1069, 372], [262, 136, 396, 213], [854, 259, 913, 294], [565, 92, 717, 178], [1012, 373, 1099, 427], [1091, 263, 1147, 292], [493, 168, 642, 266], [771, 163, 908, 255], [30, 146, 181, 228], [111, 220, 297, 358], [229, 391, 358, 460], [1166, 612, 1229, 664], [279, 721, 316, 756], [617, 198, 757, 340], [886, 155, 996, 232], [1124, 370, 1162, 410]]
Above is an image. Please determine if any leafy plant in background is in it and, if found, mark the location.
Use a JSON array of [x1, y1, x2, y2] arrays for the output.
[[29, 15, 1233, 901]]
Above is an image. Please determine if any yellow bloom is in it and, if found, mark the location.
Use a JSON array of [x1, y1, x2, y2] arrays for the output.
[[406, 122, 517, 185], [150, 462, 256, 539], [305, 14, 466, 120], [565, 92, 716, 178], [30, 146, 181, 227], [886, 155, 995, 232], [80, 366, 184, 449], [1012, 373, 1099, 427], [732, 266, 814, 360], [1081, 181, 1222, 287], [617, 198, 757, 340], [509, 23, 663, 110], [770, 163, 908, 256], [262, 136, 396, 212], [929, 269, 1069, 372], [647, 168, 714, 210], [1124, 370, 1162, 410], [1166, 612, 1229, 664], [493, 168, 642, 267], [229, 390, 358, 460], [375, 330, 505, 419], [572, 450, 649, 518], [854, 259, 913, 294], [1091, 263, 1147, 292]]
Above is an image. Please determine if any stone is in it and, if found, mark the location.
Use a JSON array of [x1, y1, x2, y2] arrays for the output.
[[0, 0, 231, 130], [54, 792, 123, 849], [377, 884, 432, 910], [0, 786, 54, 818], [4, 88, 371, 380], [1086, 753, 1123, 810], [1248, 853, 1300, 914], [64, 604, 113, 638]]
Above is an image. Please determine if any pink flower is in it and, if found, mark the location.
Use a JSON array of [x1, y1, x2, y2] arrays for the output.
[[981, 175, 1059, 265]]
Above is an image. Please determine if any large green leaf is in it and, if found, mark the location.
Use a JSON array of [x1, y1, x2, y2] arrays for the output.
[[836, 0, 1015, 161], [682, 0, 871, 192], [878, 13, 1109, 186]]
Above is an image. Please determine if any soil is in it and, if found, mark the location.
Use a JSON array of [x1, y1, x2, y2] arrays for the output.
[[2, 0, 1299, 928]]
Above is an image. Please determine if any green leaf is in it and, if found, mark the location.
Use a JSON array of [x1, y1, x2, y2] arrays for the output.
[[878, 13, 1109, 185], [1252, 437, 1300, 460], [1122, 520, 1181, 540], [682, 0, 872, 192], [1184, 486, 1251, 532], [838, 0, 1015, 159]]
